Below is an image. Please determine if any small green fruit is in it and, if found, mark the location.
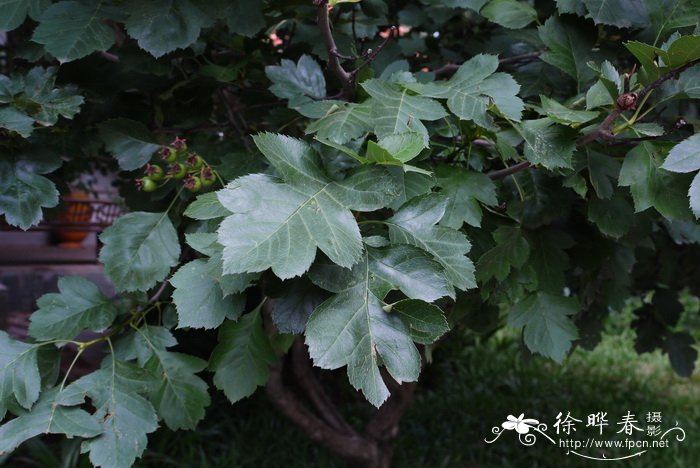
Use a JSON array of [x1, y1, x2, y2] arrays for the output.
[[183, 175, 202, 192], [136, 177, 157, 192], [168, 163, 187, 179], [186, 153, 204, 170], [200, 167, 216, 187], [159, 146, 177, 163], [144, 163, 164, 181]]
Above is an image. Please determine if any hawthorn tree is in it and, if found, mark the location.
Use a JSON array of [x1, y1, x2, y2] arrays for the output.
[[1, 0, 700, 466]]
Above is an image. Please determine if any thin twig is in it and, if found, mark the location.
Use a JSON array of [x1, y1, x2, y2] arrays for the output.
[[350, 27, 396, 76], [314, 0, 355, 98], [432, 51, 543, 78], [487, 161, 531, 180], [577, 57, 700, 145]]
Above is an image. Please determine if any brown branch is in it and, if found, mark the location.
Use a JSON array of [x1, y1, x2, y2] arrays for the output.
[[219, 89, 253, 152], [432, 51, 543, 78], [487, 161, 531, 180], [350, 27, 397, 77], [265, 359, 381, 464], [577, 57, 700, 146], [638, 56, 700, 101], [365, 373, 416, 442], [314, 0, 355, 99], [290, 339, 356, 435]]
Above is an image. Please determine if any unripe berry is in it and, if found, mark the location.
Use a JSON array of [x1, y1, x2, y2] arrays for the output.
[[183, 174, 202, 192]]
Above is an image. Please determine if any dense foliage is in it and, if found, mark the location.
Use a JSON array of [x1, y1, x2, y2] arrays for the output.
[[1, 0, 699, 466]]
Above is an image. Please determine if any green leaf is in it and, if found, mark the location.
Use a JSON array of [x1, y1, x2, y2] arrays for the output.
[[125, 0, 211, 58], [662, 34, 700, 68], [29, 276, 118, 341], [435, 165, 497, 228], [367, 244, 454, 301], [690, 171, 700, 218], [305, 101, 373, 144], [0, 67, 83, 133], [624, 41, 663, 83], [114, 325, 177, 366], [481, 0, 537, 29], [521, 118, 577, 170], [99, 212, 181, 292], [588, 193, 635, 238], [217, 133, 398, 279], [0, 0, 50, 31], [362, 79, 447, 143], [620, 141, 694, 218], [377, 132, 426, 163], [0, 107, 34, 137], [585, 80, 615, 109], [271, 278, 326, 334], [306, 253, 421, 407], [409, 54, 523, 128], [209, 309, 276, 403], [184, 192, 231, 220], [266, 55, 326, 109], [663, 332, 697, 377], [527, 230, 573, 293], [587, 150, 620, 199], [477, 226, 530, 282], [170, 259, 245, 329], [507, 292, 579, 362], [662, 133, 700, 173], [679, 66, 700, 98], [387, 193, 476, 290], [146, 350, 210, 430], [98, 119, 160, 171], [539, 16, 596, 85], [540, 95, 599, 124], [393, 299, 449, 345], [442, 0, 487, 9], [221, 0, 266, 37], [59, 361, 159, 468], [0, 331, 41, 417], [582, 0, 649, 28], [387, 166, 435, 210], [0, 388, 102, 456], [32, 1, 115, 62], [0, 151, 60, 230]]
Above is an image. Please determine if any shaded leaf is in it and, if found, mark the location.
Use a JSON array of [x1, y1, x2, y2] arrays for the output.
[[32, 1, 115, 62], [387, 193, 476, 290], [507, 292, 579, 362], [98, 119, 160, 171], [209, 309, 276, 403], [436, 165, 497, 228], [306, 254, 421, 407]]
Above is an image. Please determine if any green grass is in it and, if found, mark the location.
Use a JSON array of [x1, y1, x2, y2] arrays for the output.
[[5, 305, 699, 468], [394, 311, 700, 467]]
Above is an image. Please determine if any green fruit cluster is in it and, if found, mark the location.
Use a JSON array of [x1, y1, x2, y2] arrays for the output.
[[136, 137, 218, 193]]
